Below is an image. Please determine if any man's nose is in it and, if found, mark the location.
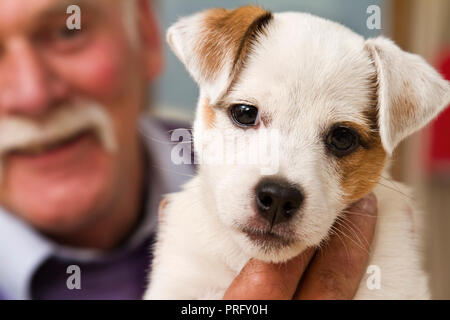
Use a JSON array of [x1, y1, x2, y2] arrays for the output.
[[0, 39, 66, 116]]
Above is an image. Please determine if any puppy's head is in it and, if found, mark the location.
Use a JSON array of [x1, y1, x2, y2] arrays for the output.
[[168, 6, 450, 262]]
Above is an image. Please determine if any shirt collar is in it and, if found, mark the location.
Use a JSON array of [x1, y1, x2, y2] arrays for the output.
[[0, 115, 192, 299], [0, 208, 54, 300]]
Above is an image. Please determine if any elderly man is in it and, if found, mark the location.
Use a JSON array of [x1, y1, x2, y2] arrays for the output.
[[0, 0, 377, 300]]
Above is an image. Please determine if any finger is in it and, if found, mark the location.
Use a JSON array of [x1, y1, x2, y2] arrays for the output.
[[295, 192, 378, 300], [158, 197, 168, 222], [223, 247, 315, 300]]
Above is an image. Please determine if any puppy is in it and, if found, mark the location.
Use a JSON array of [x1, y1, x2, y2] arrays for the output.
[[145, 6, 450, 299]]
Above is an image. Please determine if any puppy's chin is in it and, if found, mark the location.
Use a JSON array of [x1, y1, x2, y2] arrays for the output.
[[229, 227, 310, 263], [223, 205, 340, 263]]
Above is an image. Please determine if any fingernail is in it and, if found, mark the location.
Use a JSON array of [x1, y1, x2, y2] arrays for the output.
[[354, 193, 377, 215]]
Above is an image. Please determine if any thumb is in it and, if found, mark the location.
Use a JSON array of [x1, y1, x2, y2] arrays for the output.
[[223, 247, 315, 300]]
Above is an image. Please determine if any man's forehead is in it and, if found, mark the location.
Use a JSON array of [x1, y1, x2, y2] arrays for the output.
[[0, 0, 115, 35]]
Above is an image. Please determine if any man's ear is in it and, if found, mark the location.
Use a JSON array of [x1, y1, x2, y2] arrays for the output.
[[166, 5, 273, 102], [365, 37, 450, 155]]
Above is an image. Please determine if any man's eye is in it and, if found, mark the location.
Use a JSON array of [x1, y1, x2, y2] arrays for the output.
[[326, 126, 360, 157], [35, 25, 89, 53], [57, 27, 82, 40], [230, 104, 259, 127]]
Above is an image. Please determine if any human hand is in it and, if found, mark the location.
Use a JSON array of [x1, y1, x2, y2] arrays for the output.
[[223, 193, 378, 300]]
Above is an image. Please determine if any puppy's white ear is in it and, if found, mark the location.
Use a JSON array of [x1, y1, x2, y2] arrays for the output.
[[365, 37, 450, 155], [167, 5, 273, 101]]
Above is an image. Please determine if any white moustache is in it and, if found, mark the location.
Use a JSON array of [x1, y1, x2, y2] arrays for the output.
[[0, 102, 118, 180]]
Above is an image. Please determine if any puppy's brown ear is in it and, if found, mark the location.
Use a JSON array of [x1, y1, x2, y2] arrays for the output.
[[167, 5, 273, 101], [365, 37, 450, 155]]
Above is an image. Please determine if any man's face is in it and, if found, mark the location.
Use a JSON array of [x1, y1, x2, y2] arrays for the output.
[[0, 0, 162, 233]]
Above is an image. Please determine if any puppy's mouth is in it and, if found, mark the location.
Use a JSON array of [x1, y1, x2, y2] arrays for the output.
[[241, 225, 295, 248]]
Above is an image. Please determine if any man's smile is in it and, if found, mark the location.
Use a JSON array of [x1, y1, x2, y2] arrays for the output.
[[6, 129, 97, 169]]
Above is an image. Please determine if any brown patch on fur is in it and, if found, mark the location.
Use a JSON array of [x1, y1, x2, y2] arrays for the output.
[[364, 70, 380, 132], [390, 80, 418, 136], [197, 5, 273, 83], [339, 122, 387, 202], [203, 98, 216, 128], [338, 60, 387, 202], [368, 46, 418, 135]]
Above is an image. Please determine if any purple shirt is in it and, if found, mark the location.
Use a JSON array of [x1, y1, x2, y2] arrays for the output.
[[0, 117, 193, 300], [30, 237, 154, 300]]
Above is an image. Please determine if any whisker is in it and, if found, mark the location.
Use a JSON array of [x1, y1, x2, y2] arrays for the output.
[[333, 218, 369, 254], [341, 210, 380, 219], [336, 215, 370, 249], [329, 226, 351, 260], [376, 180, 413, 200], [151, 165, 196, 179], [144, 137, 194, 145]]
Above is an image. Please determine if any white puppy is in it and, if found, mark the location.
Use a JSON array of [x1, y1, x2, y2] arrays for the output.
[[145, 6, 450, 299]]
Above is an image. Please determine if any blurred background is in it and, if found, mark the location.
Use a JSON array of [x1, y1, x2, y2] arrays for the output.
[[151, 0, 450, 298]]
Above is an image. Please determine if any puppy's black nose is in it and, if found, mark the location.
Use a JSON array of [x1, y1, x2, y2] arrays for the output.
[[255, 178, 304, 226]]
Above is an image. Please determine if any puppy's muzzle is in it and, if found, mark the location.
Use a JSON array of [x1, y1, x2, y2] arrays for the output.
[[255, 178, 304, 226]]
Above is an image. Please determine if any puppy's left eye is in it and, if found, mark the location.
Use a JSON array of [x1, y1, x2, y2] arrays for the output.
[[230, 104, 259, 127], [326, 126, 360, 157]]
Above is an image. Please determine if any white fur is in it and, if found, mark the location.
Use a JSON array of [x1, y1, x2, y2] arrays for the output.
[[145, 10, 450, 300], [365, 37, 450, 154]]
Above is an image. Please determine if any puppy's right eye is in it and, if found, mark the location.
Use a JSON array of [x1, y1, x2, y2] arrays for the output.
[[230, 104, 259, 127]]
